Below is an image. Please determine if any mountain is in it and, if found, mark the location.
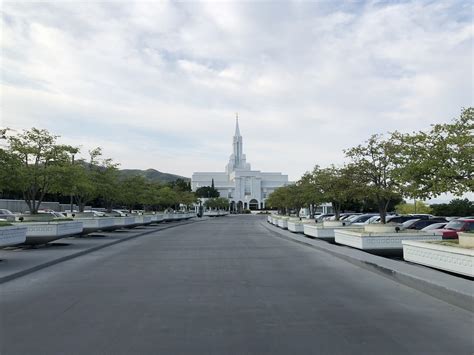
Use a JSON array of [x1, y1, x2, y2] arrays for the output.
[[119, 169, 190, 183]]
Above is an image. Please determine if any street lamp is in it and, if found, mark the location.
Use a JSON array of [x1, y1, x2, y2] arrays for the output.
[[70, 154, 75, 214]]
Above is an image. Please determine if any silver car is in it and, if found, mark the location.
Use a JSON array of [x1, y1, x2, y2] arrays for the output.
[[0, 209, 16, 221]]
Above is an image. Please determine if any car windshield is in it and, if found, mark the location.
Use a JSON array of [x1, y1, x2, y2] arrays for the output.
[[402, 219, 419, 227], [444, 220, 464, 230]]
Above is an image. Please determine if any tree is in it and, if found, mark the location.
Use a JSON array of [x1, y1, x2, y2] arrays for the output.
[[391, 107, 473, 199], [62, 147, 105, 212], [311, 165, 362, 220], [94, 157, 120, 212], [266, 186, 293, 215], [345, 134, 401, 223], [430, 199, 474, 217], [168, 178, 191, 192], [195, 185, 219, 198], [0, 138, 22, 195], [118, 175, 149, 212], [204, 197, 229, 210], [298, 171, 325, 218], [395, 201, 433, 214], [5, 128, 78, 214]]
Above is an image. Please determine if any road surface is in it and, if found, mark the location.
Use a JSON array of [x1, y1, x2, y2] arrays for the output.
[[1, 216, 473, 354]]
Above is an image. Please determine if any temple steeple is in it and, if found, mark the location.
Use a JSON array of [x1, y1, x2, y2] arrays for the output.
[[234, 113, 241, 137], [226, 113, 250, 174]]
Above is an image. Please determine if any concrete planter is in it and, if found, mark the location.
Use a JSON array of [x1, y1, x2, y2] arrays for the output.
[[113, 216, 136, 228], [74, 217, 116, 234], [458, 232, 474, 248], [0, 226, 27, 247], [364, 224, 401, 233], [335, 229, 441, 254], [403, 240, 474, 277], [287, 221, 304, 233], [323, 220, 351, 227], [17, 221, 83, 245], [304, 223, 362, 241], [277, 217, 289, 229], [151, 214, 165, 223], [134, 216, 153, 225], [19, 214, 55, 222]]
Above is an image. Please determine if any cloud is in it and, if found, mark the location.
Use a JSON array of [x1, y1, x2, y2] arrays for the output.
[[1, 0, 472, 184]]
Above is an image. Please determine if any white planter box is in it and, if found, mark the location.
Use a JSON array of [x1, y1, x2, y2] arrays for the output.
[[335, 229, 441, 252], [113, 216, 136, 228], [0, 226, 27, 247], [277, 219, 288, 229], [267, 216, 272, 223], [458, 232, 474, 248], [287, 221, 305, 233], [308, 225, 364, 241], [18, 221, 83, 245], [134, 216, 153, 225], [403, 240, 474, 277], [75, 217, 116, 234], [154, 214, 165, 223]]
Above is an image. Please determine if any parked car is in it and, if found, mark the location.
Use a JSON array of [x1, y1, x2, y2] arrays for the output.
[[0, 209, 16, 222], [435, 218, 474, 239], [386, 215, 431, 224], [315, 213, 334, 223], [402, 218, 447, 230], [41, 211, 67, 218], [348, 213, 379, 225], [328, 213, 357, 221], [109, 209, 129, 217], [420, 222, 448, 232], [83, 210, 107, 217]]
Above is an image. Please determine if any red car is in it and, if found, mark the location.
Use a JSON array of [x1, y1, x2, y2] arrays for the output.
[[435, 218, 474, 239]]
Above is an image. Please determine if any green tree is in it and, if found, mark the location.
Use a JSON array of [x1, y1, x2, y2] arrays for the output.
[[266, 186, 293, 215], [391, 107, 473, 199], [430, 199, 474, 217], [118, 175, 148, 212], [345, 134, 401, 223], [311, 165, 362, 220], [204, 197, 229, 210], [395, 200, 433, 214], [94, 157, 120, 212], [5, 128, 78, 214], [195, 185, 219, 198]]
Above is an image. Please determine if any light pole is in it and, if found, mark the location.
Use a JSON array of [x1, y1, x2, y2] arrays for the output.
[[70, 154, 75, 213]]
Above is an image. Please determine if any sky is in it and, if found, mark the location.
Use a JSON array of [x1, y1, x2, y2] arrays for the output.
[[1, 1, 473, 195]]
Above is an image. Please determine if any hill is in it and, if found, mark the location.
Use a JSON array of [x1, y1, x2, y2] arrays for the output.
[[119, 169, 189, 183]]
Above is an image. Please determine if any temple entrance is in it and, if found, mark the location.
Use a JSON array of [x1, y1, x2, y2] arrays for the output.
[[237, 201, 243, 213], [249, 199, 259, 210], [230, 201, 236, 213]]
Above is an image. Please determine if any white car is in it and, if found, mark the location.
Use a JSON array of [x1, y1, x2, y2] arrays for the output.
[[420, 222, 447, 231]]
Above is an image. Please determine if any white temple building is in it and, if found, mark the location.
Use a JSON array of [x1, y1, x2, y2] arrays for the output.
[[192, 117, 289, 211]]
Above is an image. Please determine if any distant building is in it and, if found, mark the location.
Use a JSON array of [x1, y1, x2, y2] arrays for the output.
[[192, 117, 289, 211]]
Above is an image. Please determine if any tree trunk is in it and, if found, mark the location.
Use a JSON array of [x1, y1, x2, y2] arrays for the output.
[[378, 199, 387, 224], [333, 202, 341, 221]]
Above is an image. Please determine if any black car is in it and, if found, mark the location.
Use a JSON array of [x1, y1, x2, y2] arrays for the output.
[[406, 218, 448, 230]]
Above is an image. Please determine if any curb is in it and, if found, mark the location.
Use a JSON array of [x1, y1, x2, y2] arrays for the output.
[[261, 221, 474, 312], [0, 219, 201, 284]]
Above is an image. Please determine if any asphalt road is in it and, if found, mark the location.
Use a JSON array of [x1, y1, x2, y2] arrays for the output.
[[1, 216, 473, 355]]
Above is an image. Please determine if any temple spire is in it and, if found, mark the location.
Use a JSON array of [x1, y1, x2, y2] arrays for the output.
[[234, 113, 241, 136]]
